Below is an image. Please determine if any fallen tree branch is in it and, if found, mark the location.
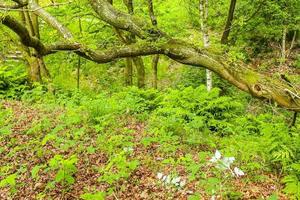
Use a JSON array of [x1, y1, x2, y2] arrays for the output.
[[1, 1, 300, 111]]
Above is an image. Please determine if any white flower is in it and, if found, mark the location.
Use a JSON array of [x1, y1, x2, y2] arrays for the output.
[[165, 176, 171, 184], [123, 147, 134, 152], [179, 179, 186, 187], [157, 172, 163, 180], [162, 175, 167, 181], [233, 167, 245, 177], [210, 150, 222, 163], [222, 157, 235, 168], [171, 177, 181, 184]]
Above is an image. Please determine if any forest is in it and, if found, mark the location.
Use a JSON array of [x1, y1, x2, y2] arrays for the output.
[[0, 0, 300, 199]]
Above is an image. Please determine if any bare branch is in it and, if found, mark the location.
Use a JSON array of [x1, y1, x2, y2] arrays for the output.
[[0, 0, 28, 9], [27, 0, 73, 40]]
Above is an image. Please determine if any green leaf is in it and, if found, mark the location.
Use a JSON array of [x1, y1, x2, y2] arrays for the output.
[[80, 191, 106, 200]]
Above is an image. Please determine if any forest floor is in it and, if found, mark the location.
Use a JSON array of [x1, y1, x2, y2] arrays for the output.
[[0, 100, 288, 200]]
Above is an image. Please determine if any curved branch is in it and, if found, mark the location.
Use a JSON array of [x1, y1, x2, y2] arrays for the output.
[[88, 0, 300, 112], [1, 2, 300, 111], [0, 0, 27, 9], [90, 0, 163, 39], [2, 15, 47, 54], [28, 0, 73, 40]]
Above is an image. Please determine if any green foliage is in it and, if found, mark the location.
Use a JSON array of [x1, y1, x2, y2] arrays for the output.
[[282, 163, 300, 198], [149, 86, 243, 138], [31, 165, 44, 180], [48, 155, 78, 186], [0, 173, 17, 188], [80, 191, 106, 200], [0, 173, 18, 195], [0, 65, 28, 98], [0, 107, 12, 136], [1, 0, 300, 198], [98, 152, 139, 185]]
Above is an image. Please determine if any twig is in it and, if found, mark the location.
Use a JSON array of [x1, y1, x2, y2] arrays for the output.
[[0, 2, 71, 12], [289, 112, 298, 128], [113, 192, 119, 200], [287, 30, 297, 58]]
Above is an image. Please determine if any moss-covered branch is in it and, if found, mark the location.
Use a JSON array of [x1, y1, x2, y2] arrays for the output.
[[1, 2, 299, 111]]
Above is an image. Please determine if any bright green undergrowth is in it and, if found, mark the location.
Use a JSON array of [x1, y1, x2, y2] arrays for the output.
[[0, 85, 299, 199]]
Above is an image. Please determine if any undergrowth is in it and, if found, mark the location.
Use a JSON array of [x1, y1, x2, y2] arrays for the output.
[[0, 85, 299, 199]]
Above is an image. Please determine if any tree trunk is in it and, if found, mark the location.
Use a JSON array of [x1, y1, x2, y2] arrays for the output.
[[132, 57, 145, 88], [152, 55, 159, 89], [20, 8, 42, 82], [287, 30, 297, 58], [111, 0, 145, 88], [20, 2, 50, 82], [281, 26, 287, 65], [3, 0, 300, 111], [200, 0, 212, 91], [124, 58, 133, 85], [147, 0, 159, 89], [221, 0, 237, 44]]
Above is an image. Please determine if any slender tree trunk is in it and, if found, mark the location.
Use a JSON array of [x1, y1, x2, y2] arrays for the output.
[[31, 0, 50, 78], [132, 57, 145, 88], [124, 58, 133, 85], [109, 0, 145, 88], [221, 0, 236, 44], [147, 0, 159, 89], [124, 0, 145, 88], [152, 55, 159, 88], [287, 30, 297, 58], [281, 26, 287, 65], [200, 0, 212, 91], [76, 18, 83, 90], [38, 58, 50, 78], [289, 112, 298, 127]]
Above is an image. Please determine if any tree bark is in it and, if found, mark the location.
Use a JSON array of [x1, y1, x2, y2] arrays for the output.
[[124, 58, 133, 85], [281, 26, 287, 65], [148, 0, 159, 89], [221, 0, 237, 44], [112, 0, 145, 88], [200, 0, 212, 91], [20, 7, 42, 82], [152, 55, 159, 89], [2, 0, 300, 111]]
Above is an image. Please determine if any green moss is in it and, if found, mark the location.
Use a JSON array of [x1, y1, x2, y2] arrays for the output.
[[245, 70, 259, 84]]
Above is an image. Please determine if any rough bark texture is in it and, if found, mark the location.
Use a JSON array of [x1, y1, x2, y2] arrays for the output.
[[148, 0, 159, 89], [151, 55, 159, 89], [111, 0, 145, 88], [1, 0, 300, 111], [124, 58, 133, 85], [221, 0, 237, 44]]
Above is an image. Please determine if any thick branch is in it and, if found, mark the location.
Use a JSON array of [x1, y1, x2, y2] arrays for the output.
[[90, 0, 162, 39], [88, 0, 300, 111], [28, 0, 73, 40], [1, 2, 300, 111], [2, 15, 47, 54], [0, 0, 28, 9]]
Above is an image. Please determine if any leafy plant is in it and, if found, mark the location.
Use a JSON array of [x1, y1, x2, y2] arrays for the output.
[[0, 173, 18, 194], [98, 152, 139, 185], [48, 154, 78, 186], [80, 191, 106, 200]]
